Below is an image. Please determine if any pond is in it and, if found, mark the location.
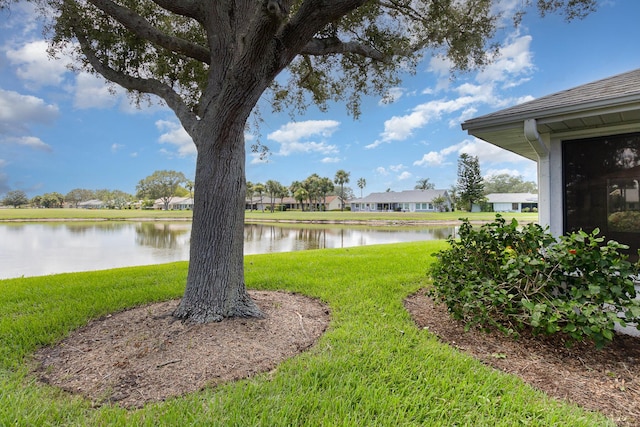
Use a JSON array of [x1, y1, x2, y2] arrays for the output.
[[0, 222, 456, 279]]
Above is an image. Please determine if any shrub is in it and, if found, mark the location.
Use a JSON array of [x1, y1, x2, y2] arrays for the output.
[[428, 215, 640, 348]]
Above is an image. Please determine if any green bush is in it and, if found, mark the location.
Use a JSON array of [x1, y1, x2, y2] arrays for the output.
[[428, 215, 640, 348]]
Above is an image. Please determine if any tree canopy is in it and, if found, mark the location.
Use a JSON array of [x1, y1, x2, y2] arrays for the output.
[[483, 173, 538, 194], [136, 170, 187, 210], [1, 190, 29, 208]]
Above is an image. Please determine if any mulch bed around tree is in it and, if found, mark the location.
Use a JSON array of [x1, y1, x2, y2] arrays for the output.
[[33, 291, 330, 408], [404, 289, 640, 426]]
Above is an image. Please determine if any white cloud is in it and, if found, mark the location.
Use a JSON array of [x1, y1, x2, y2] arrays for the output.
[[321, 157, 341, 163], [73, 73, 122, 109], [155, 120, 196, 157], [3, 136, 52, 152], [6, 40, 68, 87], [459, 138, 527, 164], [0, 89, 57, 151], [389, 164, 406, 172], [268, 120, 339, 143], [414, 138, 532, 170], [378, 97, 476, 144], [365, 140, 384, 150], [376, 166, 389, 176], [268, 120, 340, 156], [413, 151, 445, 167], [0, 3, 41, 36], [0, 89, 59, 135], [111, 143, 124, 153], [475, 35, 534, 85], [397, 171, 412, 180]]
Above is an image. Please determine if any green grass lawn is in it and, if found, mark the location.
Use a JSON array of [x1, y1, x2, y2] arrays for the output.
[[0, 207, 538, 225], [0, 242, 611, 426], [0, 208, 193, 221]]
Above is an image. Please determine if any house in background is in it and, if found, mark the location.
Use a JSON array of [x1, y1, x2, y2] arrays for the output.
[[153, 197, 193, 210], [462, 68, 640, 260], [350, 189, 451, 212], [472, 193, 538, 213], [77, 199, 105, 209], [246, 195, 341, 211]]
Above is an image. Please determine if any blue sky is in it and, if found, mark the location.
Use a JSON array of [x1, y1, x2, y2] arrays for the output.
[[1, 1, 640, 199]]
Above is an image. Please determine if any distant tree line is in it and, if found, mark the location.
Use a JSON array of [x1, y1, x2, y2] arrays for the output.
[[1, 159, 536, 211]]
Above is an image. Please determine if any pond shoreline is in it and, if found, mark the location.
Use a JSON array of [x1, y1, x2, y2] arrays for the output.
[[0, 217, 536, 226]]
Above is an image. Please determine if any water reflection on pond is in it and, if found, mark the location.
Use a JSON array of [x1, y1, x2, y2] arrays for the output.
[[0, 222, 456, 279]]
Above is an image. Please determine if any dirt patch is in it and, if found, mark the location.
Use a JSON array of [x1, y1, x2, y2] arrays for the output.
[[404, 289, 640, 427], [34, 291, 329, 408]]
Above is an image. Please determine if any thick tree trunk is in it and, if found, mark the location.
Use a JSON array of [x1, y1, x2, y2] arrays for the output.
[[173, 119, 262, 323]]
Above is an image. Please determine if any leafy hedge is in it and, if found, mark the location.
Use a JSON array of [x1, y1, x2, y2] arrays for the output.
[[428, 215, 640, 348]]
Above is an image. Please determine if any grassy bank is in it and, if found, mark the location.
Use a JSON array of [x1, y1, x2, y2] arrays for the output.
[[0, 242, 610, 426], [0, 207, 538, 224], [0, 208, 193, 221]]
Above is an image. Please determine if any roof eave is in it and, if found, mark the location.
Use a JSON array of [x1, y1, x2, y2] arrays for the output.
[[462, 94, 640, 132]]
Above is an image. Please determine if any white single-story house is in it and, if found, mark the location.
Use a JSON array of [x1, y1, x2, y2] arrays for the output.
[[462, 68, 640, 261], [472, 193, 538, 213], [77, 199, 105, 209], [350, 189, 452, 212], [246, 195, 342, 211], [153, 197, 194, 210]]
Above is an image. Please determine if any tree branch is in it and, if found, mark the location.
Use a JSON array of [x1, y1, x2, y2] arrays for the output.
[[86, 0, 211, 64], [149, 0, 201, 20], [74, 28, 199, 137], [278, 0, 367, 65], [299, 37, 386, 61]]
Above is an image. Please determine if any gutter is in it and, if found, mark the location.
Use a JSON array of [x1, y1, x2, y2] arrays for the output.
[[524, 118, 549, 157]]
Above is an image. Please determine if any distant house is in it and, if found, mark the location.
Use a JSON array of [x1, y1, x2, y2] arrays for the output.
[[153, 197, 193, 210], [77, 199, 105, 209], [461, 68, 640, 260], [246, 195, 341, 211], [350, 189, 451, 212], [472, 193, 538, 213]]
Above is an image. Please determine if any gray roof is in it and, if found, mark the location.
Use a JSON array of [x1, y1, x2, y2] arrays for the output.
[[351, 189, 449, 204], [461, 68, 640, 161], [485, 193, 538, 204]]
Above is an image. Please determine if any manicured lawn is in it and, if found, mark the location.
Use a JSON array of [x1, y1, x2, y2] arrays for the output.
[[0, 242, 610, 425], [0, 208, 193, 221]]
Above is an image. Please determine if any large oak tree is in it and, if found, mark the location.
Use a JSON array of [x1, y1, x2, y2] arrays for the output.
[[1, 0, 596, 323]]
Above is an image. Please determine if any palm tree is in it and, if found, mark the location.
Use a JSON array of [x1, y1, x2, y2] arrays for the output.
[[246, 181, 254, 211], [253, 183, 265, 212], [334, 169, 351, 211], [357, 178, 366, 198], [415, 178, 435, 190]]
